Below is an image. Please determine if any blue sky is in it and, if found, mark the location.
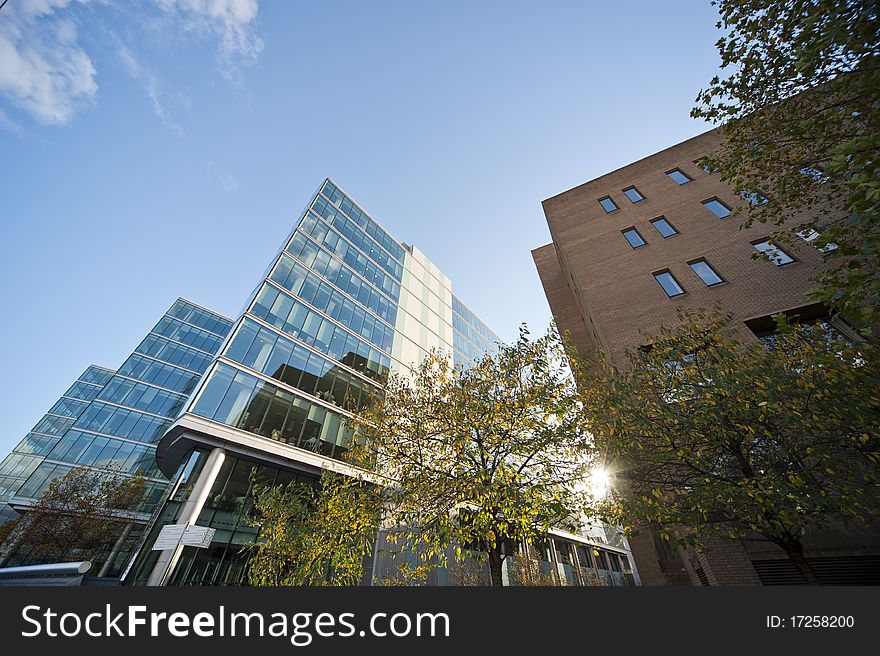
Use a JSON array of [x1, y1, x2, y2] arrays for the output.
[[0, 0, 723, 455]]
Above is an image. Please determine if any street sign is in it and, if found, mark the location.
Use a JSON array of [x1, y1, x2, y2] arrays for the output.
[[152, 524, 188, 551], [180, 525, 216, 548], [151, 523, 216, 550]]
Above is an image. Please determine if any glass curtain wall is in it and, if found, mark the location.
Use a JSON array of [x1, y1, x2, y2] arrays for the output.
[[125, 450, 319, 586], [128, 180, 514, 586], [0, 365, 114, 528], [0, 299, 232, 575], [188, 180, 408, 460]]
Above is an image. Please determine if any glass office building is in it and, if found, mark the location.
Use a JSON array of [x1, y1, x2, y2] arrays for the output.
[[0, 299, 232, 575], [0, 365, 115, 530], [124, 179, 638, 586], [126, 179, 504, 585]]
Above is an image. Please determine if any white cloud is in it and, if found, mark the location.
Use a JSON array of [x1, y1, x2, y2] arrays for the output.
[[0, 0, 263, 127], [0, 0, 98, 125], [145, 73, 184, 136], [152, 0, 263, 81], [111, 34, 184, 136], [113, 37, 142, 78], [0, 107, 24, 135]]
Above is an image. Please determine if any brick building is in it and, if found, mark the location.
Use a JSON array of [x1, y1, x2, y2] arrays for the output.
[[532, 128, 880, 585]]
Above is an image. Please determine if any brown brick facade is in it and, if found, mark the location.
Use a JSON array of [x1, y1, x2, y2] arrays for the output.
[[536, 129, 838, 366], [533, 127, 880, 585]]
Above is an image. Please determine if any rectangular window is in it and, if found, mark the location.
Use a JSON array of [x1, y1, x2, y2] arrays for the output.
[[745, 311, 860, 349], [800, 166, 829, 184], [653, 270, 685, 297], [688, 259, 724, 286], [738, 190, 767, 205], [797, 228, 819, 243], [622, 227, 646, 249], [650, 217, 678, 238], [622, 187, 644, 203], [753, 240, 795, 266], [796, 228, 838, 252], [666, 168, 692, 185], [702, 198, 732, 218], [695, 157, 716, 174], [598, 196, 619, 213]]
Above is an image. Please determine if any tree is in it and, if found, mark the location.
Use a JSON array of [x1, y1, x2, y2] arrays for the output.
[[348, 326, 595, 587], [577, 310, 880, 584], [692, 0, 880, 328], [245, 469, 382, 586], [507, 549, 564, 587], [0, 468, 144, 568]]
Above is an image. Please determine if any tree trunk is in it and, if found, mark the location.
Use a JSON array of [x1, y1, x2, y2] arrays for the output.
[[487, 548, 504, 587], [775, 534, 821, 585]]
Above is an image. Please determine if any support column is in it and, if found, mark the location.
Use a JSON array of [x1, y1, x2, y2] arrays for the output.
[[145, 447, 225, 586], [98, 523, 133, 578]]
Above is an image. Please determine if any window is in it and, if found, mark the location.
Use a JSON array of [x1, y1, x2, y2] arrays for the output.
[[666, 168, 692, 185], [653, 270, 685, 297], [745, 308, 861, 350], [695, 157, 717, 174], [702, 198, 732, 218], [797, 228, 819, 242], [738, 190, 767, 205], [650, 217, 678, 238], [753, 240, 795, 266], [623, 187, 645, 203], [796, 228, 838, 253], [622, 227, 646, 249], [688, 259, 724, 286], [599, 196, 618, 213], [800, 166, 829, 184]]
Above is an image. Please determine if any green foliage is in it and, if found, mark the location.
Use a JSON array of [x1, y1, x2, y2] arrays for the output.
[[0, 518, 19, 548], [0, 467, 144, 567], [245, 469, 382, 586], [578, 309, 880, 582], [507, 553, 563, 587], [373, 560, 438, 587], [349, 324, 595, 586], [692, 0, 880, 327]]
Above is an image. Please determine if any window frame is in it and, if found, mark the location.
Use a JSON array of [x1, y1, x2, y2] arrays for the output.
[[649, 216, 679, 238], [621, 227, 647, 249], [738, 190, 767, 206], [598, 196, 619, 214], [622, 186, 645, 203], [796, 228, 838, 253], [752, 239, 796, 267], [744, 307, 863, 347], [665, 168, 693, 185], [694, 157, 717, 174], [652, 269, 686, 298], [687, 258, 725, 287], [702, 197, 732, 219]]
